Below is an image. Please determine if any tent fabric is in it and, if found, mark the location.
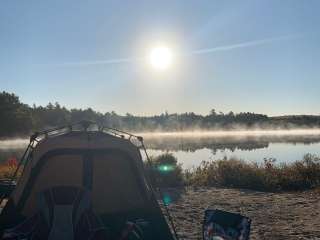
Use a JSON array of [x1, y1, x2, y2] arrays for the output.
[[12, 131, 145, 208], [0, 130, 174, 240], [91, 152, 146, 213], [11, 131, 149, 217], [22, 154, 83, 216]]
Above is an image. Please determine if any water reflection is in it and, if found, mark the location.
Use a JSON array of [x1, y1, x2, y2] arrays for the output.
[[1, 133, 320, 169], [143, 135, 320, 153], [142, 134, 320, 169]]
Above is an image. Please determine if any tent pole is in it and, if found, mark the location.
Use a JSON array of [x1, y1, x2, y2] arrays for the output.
[[141, 142, 181, 240]]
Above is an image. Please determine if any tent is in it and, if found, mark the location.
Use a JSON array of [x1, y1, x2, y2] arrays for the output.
[[0, 123, 176, 240]]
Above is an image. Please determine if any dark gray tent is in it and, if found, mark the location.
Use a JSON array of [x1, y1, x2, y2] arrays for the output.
[[0, 122, 176, 240]]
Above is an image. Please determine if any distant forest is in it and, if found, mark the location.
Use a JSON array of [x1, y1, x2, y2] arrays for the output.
[[1, 91, 320, 137]]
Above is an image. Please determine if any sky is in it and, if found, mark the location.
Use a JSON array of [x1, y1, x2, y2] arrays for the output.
[[1, 0, 319, 116]]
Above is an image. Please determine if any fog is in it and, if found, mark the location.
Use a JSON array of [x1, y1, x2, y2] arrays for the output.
[[1, 129, 320, 167], [1, 129, 320, 150], [0, 139, 29, 150], [137, 128, 320, 138]]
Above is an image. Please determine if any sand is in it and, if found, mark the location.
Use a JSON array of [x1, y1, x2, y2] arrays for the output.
[[160, 187, 320, 240]]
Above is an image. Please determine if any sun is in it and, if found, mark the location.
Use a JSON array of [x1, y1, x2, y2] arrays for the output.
[[149, 46, 173, 70]]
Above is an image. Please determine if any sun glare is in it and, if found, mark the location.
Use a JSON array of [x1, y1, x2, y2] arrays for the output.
[[149, 46, 173, 70]]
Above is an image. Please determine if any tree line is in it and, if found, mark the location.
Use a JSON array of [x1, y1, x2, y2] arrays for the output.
[[0, 91, 319, 137]]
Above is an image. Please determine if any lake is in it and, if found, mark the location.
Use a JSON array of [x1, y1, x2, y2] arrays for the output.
[[1, 129, 320, 170], [141, 129, 320, 169]]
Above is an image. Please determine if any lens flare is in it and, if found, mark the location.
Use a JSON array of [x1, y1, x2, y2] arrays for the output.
[[162, 194, 172, 206], [157, 164, 175, 173]]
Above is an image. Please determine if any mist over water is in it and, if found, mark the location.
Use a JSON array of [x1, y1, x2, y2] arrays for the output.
[[137, 129, 320, 138], [1, 129, 320, 169], [0, 139, 29, 150], [140, 129, 320, 169]]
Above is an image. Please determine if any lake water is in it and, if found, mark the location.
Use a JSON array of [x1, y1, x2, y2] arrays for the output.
[[1, 129, 320, 170], [141, 130, 320, 169]]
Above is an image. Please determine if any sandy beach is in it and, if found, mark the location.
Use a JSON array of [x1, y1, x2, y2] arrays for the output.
[[162, 187, 320, 240]]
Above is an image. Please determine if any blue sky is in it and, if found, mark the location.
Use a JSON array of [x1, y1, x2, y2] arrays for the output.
[[1, 0, 319, 116]]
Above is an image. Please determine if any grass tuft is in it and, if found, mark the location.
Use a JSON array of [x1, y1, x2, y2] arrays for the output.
[[185, 154, 320, 191]]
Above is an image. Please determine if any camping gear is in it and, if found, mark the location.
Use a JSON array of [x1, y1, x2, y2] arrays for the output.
[[0, 121, 176, 240], [202, 209, 251, 240], [2, 186, 108, 240]]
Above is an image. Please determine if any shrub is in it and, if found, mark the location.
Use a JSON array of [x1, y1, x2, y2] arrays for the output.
[[186, 154, 320, 192], [0, 157, 18, 179], [145, 153, 184, 188]]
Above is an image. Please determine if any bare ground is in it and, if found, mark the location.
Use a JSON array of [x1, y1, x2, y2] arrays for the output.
[[161, 187, 320, 240], [1, 189, 320, 239]]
